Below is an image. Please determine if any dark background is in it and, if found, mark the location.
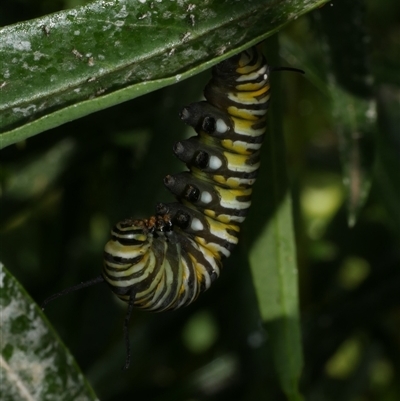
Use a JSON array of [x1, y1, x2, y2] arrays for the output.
[[1, 1, 400, 400]]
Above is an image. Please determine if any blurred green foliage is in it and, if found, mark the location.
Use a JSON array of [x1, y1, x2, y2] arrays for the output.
[[1, 0, 400, 400]]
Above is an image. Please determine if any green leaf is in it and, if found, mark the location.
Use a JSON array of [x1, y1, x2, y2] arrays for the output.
[[0, 263, 98, 401], [245, 38, 303, 401], [375, 85, 400, 232], [317, 0, 377, 226], [0, 0, 329, 149]]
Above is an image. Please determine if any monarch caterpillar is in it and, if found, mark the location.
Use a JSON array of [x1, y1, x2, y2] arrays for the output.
[[103, 46, 270, 310], [42, 45, 301, 368]]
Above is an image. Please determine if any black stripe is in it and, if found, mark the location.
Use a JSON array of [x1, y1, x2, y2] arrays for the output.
[[104, 252, 144, 266]]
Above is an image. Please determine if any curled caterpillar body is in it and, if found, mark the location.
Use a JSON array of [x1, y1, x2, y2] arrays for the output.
[[103, 46, 270, 312]]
